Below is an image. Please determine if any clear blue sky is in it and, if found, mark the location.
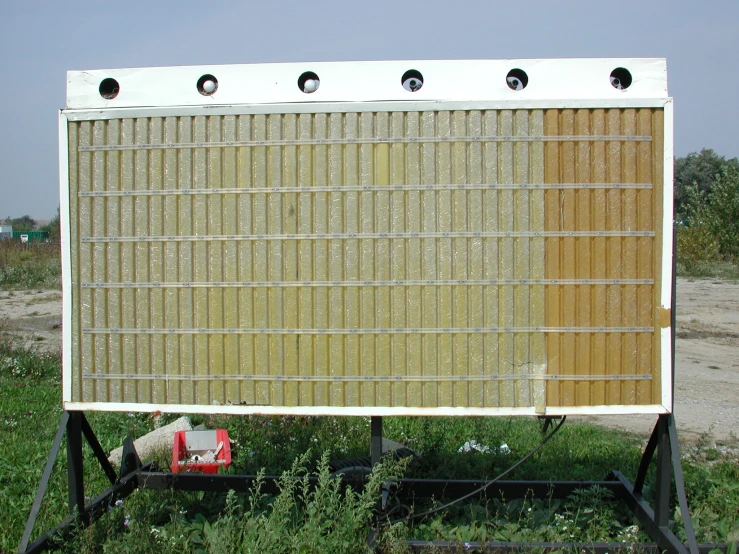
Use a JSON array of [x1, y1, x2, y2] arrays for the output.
[[1, 0, 737, 219]]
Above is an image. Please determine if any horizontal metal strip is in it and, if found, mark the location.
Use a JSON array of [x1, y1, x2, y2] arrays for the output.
[[78, 134, 653, 152], [77, 182, 653, 197], [82, 373, 652, 382], [82, 326, 654, 335], [81, 231, 655, 243], [81, 278, 654, 289]]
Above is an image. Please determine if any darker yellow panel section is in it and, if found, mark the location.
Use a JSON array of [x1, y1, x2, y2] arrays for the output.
[[544, 109, 663, 408]]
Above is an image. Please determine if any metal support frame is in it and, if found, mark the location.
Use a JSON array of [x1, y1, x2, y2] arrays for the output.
[[18, 411, 149, 554], [21, 411, 717, 554]]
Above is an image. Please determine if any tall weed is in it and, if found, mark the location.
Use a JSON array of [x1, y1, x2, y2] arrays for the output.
[[0, 240, 61, 289]]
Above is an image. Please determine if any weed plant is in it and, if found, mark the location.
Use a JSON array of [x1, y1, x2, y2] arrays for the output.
[[0, 240, 61, 289]]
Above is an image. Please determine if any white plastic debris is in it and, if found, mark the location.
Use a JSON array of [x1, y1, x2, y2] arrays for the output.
[[499, 443, 511, 455], [108, 416, 192, 466], [458, 440, 491, 453]]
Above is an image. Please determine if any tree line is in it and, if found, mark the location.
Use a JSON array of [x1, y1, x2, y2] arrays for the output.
[[2, 209, 60, 240], [674, 149, 739, 270]]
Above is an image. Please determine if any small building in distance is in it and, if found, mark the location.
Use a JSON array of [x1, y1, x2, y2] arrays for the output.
[[12, 230, 49, 243], [0, 225, 12, 240]]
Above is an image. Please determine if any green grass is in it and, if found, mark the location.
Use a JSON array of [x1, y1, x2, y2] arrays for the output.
[[1, 342, 738, 553], [677, 259, 739, 280], [0, 241, 61, 290]]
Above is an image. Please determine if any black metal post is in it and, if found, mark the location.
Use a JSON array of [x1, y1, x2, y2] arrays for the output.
[[371, 416, 382, 468], [65, 411, 85, 518], [654, 415, 672, 529]]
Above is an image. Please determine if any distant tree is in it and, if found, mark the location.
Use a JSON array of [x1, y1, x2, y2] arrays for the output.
[[681, 164, 739, 259], [674, 149, 739, 215], [39, 207, 61, 241], [9, 215, 36, 232]]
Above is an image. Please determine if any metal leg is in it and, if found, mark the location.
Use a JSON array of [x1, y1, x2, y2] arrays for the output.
[[18, 413, 144, 554], [18, 412, 70, 554], [654, 415, 672, 529], [66, 412, 85, 518], [80, 414, 117, 485], [667, 414, 699, 554]]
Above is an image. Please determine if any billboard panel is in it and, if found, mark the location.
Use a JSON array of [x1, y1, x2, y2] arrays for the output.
[[61, 59, 672, 416]]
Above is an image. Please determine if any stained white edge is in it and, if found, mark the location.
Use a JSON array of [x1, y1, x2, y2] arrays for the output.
[[67, 58, 667, 110], [59, 111, 73, 404], [661, 98, 675, 413], [63, 98, 671, 122], [64, 402, 669, 417]]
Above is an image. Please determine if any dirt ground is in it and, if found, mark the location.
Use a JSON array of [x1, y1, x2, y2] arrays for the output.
[[1, 279, 737, 443]]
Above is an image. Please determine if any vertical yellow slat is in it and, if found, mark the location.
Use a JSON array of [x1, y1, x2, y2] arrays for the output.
[[105, 119, 121, 403], [543, 110, 561, 406], [328, 113, 344, 407], [390, 112, 407, 407], [149, 117, 166, 404], [359, 112, 376, 406], [297, 113, 314, 406], [118, 119, 137, 403], [237, 115, 255, 405], [590, 110, 608, 406], [621, 109, 638, 404], [374, 112, 391, 406], [605, 109, 623, 405], [68, 122, 83, 402], [78, 122, 94, 402], [406, 112, 423, 407], [637, 109, 654, 404], [252, 114, 270, 405], [134, 118, 152, 404], [177, 117, 195, 405], [559, 110, 576, 406], [451, 111, 469, 407], [651, 109, 665, 406], [575, 110, 592, 406], [222, 115, 240, 404], [206, 116, 225, 405], [191, 116, 209, 404], [513, 110, 530, 407], [343, 113, 361, 407], [420, 111, 438, 407], [163, 117, 181, 405], [92, 121, 108, 403], [312, 113, 329, 406], [467, 111, 484, 408], [267, 114, 285, 406], [482, 110, 500, 407], [436, 111, 453, 406], [529, 110, 546, 413], [282, 113, 299, 407], [497, 110, 515, 406]]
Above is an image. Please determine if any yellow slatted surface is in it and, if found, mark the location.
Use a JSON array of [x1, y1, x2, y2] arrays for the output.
[[66, 108, 665, 412]]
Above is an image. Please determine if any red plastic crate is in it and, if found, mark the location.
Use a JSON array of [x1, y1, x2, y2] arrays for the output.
[[171, 429, 232, 474]]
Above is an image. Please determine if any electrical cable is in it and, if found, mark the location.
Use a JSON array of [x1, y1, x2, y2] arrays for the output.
[[381, 415, 567, 526]]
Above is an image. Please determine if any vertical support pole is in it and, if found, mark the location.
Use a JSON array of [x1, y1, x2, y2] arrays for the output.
[[66, 411, 85, 517], [653, 414, 671, 529], [371, 416, 383, 468], [667, 414, 700, 554], [671, 223, 677, 404]]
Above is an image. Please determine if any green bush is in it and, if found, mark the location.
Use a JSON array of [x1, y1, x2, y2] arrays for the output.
[[678, 164, 739, 275]]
